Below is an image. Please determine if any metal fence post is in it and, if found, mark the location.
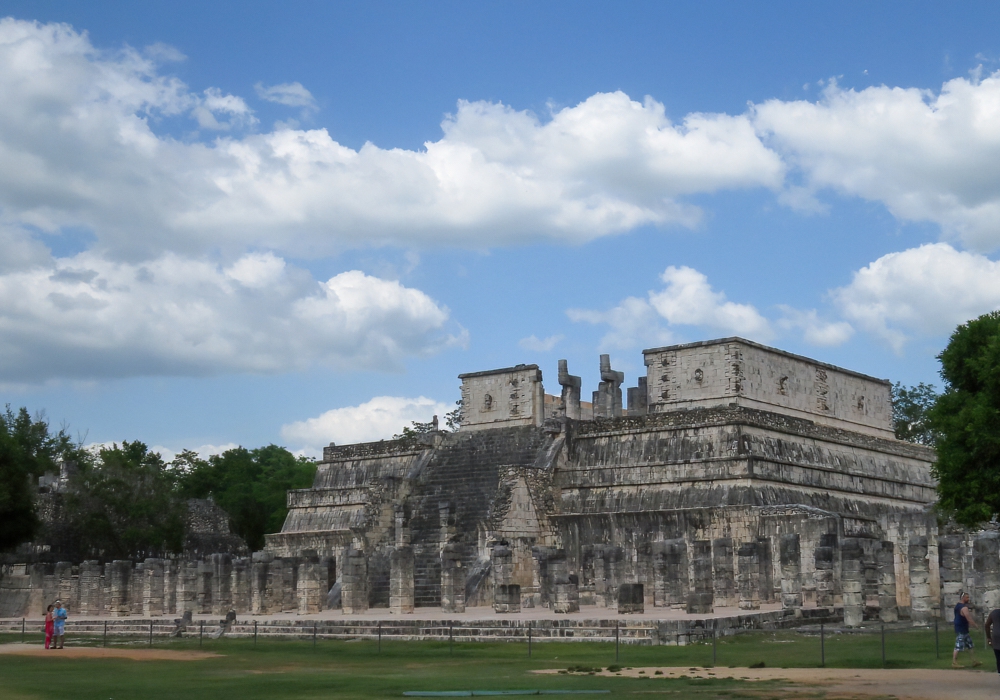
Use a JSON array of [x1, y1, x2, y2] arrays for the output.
[[103, 620, 107, 647], [378, 620, 382, 653], [21, 618, 25, 643], [615, 620, 620, 663], [449, 624, 453, 655], [820, 622, 825, 668], [313, 622, 317, 649], [712, 626, 717, 667], [254, 619, 258, 647], [149, 619, 153, 647], [881, 623, 885, 668], [528, 622, 532, 657], [199, 620, 203, 647], [935, 618, 939, 659]]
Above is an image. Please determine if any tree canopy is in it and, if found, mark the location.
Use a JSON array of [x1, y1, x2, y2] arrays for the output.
[[930, 311, 1000, 527], [891, 382, 939, 446], [174, 445, 316, 551], [0, 406, 81, 552]]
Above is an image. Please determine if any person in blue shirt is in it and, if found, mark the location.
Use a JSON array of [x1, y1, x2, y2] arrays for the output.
[[953, 592, 981, 668], [52, 600, 68, 650]]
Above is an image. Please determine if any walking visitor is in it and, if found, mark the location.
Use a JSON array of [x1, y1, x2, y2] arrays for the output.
[[953, 591, 982, 668]]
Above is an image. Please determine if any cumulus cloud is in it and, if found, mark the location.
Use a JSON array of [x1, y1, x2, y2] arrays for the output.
[[755, 74, 1000, 251], [518, 334, 563, 352], [0, 239, 462, 382], [569, 266, 771, 350], [149, 442, 239, 464], [280, 396, 451, 456], [0, 19, 784, 259], [776, 306, 854, 346], [831, 242, 1000, 351], [254, 81, 317, 110]]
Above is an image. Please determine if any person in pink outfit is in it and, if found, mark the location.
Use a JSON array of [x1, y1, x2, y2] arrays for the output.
[[43, 605, 54, 649]]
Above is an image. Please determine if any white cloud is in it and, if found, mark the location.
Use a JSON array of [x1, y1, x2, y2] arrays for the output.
[[831, 242, 1000, 351], [518, 334, 563, 352], [280, 396, 451, 456], [0, 19, 783, 259], [755, 74, 1000, 251], [568, 297, 674, 351], [649, 266, 773, 340], [0, 240, 462, 381], [150, 442, 240, 464], [776, 306, 854, 346], [254, 81, 317, 111], [569, 266, 773, 350]]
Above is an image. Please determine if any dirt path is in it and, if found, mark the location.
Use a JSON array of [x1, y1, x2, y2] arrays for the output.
[[537, 665, 1000, 699], [0, 643, 220, 661]]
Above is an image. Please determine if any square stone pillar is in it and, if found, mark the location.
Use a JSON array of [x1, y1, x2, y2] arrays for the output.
[[814, 536, 836, 608], [390, 546, 415, 614], [107, 560, 132, 617], [231, 558, 251, 613], [142, 558, 165, 617], [779, 534, 802, 610], [342, 547, 369, 614], [686, 540, 714, 614], [79, 561, 103, 616], [909, 536, 933, 623], [617, 583, 644, 614], [211, 554, 233, 615], [756, 537, 775, 603], [197, 560, 213, 614], [841, 538, 864, 627], [440, 544, 466, 613], [297, 556, 323, 614], [654, 539, 688, 609], [939, 536, 963, 621], [163, 560, 178, 615], [737, 542, 760, 611], [549, 551, 579, 613], [494, 584, 521, 613], [877, 541, 898, 622], [178, 560, 199, 615], [974, 532, 1000, 615], [250, 554, 271, 614], [712, 538, 736, 607]]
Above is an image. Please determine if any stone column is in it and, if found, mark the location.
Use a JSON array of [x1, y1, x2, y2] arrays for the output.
[[197, 560, 213, 614], [617, 583, 644, 614], [779, 534, 802, 610], [130, 562, 146, 615], [231, 558, 251, 613], [178, 560, 199, 615], [814, 538, 835, 608], [713, 537, 737, 607], [877, 541, 898, 622], [163, 560, 178, 615], [686, 540, 714, 614], [974, 532, 1000, 614], [757, 537, 775, 603], [841, 538, 864, 627], [592, 354, 624, 419], [654, 539, 689, 608], [636, 543, 654, 609], [390, 547, 415, 614], [939, 535, 964, 622], [297, 556, 323, 614], [142, 558, 165, 617], [558, 359, 582, 420], [550, 551, 579, 613], [250, 554, 270, 614], [107, 560, 132, 617], [909, 536, 933, 623], [491, 545, 515, 613], [737, 542, 760, 611], [211, 554, 233, 615], [440, 544, 466, 613], [55, 562, 75, 611], [342, 547, 369, 614], [78, 561, 103, 616]]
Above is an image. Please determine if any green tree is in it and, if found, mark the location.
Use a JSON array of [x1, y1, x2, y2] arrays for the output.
[[930, 311, 1000, 527], [0, 406, 83, 552], [891, 382, 940, 446], [65, 441, 185, 559], [175, 445, 316, 551]]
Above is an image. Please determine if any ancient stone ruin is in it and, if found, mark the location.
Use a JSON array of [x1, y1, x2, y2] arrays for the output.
[[1, 337, 994, 629]]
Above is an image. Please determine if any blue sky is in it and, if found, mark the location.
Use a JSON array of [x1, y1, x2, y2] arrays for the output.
[[2, 2, 1000, 457]]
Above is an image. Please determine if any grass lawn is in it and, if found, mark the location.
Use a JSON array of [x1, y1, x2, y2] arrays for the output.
[[0, 626, 973, 699]]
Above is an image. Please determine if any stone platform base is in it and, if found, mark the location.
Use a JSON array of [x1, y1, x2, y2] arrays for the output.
[[0, 606, 840, 646]]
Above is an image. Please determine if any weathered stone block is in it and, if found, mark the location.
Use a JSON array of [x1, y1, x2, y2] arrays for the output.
[[617, 583, 644, 614]]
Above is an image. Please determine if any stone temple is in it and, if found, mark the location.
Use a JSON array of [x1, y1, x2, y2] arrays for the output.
[[5, 336, 999, 632]]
